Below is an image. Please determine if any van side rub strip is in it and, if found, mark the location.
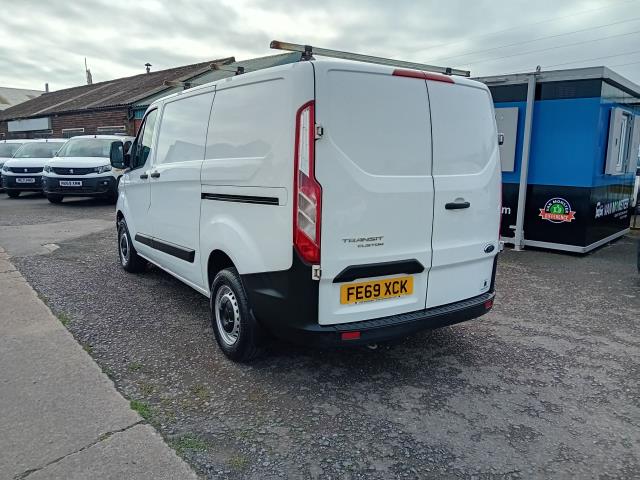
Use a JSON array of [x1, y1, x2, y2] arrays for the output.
[[201, 192, 279, 206]]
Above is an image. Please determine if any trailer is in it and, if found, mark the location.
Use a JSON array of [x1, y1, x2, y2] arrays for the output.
[[477, 67, 640, 253]]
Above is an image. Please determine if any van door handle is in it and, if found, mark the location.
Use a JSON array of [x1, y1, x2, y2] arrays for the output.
[[139, 173, 148, 179], [445, 201, 471, 210], [150, 171, 160, 178]]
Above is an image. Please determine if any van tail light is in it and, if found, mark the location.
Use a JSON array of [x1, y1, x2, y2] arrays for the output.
[[293, 100, 322, 264]]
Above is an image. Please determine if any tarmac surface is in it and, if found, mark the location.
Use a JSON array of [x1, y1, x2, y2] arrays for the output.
[[2, 193, 640, 479]]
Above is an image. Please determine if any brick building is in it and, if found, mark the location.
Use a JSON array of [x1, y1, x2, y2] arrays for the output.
[[0, 53, 300, 140]]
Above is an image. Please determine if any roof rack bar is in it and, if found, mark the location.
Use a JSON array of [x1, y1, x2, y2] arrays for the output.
[[270, 40, 470, 77], [208, 57, 236, 70], [211, 64, 246, 75], [163, 80, 204, 89]]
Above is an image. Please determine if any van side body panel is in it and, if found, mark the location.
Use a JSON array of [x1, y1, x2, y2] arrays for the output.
[[199, 63, 315, 283]]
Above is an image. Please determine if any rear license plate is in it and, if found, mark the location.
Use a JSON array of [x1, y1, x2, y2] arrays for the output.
[[340, 276, 414, 305], [16, 177, 36, 183], [60, 180, 82, 187]]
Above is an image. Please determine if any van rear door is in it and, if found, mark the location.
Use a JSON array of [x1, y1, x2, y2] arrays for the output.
[[426, 80, 501, 308], [313, 63, 434, 326]]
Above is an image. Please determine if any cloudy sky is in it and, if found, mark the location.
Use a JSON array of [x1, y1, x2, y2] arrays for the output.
[[1, 0, 639, 91]]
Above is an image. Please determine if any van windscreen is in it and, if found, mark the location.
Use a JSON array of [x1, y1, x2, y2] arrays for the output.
[[56, 138, 113, 158], [0, 143, 23, 158], [13, 142, 63, 159]]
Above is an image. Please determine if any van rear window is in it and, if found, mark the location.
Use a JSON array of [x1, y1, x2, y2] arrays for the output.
[[429, 83, 496, 176], [324, 70, 431, 176]]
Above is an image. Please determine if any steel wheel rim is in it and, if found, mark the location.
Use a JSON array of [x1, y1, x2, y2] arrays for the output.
[[215, 285, 240, 346], [119, 231, 130, 265]]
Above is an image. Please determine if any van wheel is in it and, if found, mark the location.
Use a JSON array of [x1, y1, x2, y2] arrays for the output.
[[210, 268, 262, 362], [47, 194, 64, 204], [117, 219, 146, 273], [6, 190, 19, 198]]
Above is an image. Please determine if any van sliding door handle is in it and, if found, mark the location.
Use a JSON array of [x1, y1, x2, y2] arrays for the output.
[[445, 201, 471, 210], [139, 173, 148, 179], [150, 172, 161, 178]]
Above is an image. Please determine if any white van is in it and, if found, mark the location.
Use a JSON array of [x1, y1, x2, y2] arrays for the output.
[[1, 139, 66, 197], [43, 135, 134, 204], [0, 139, 35, 192], [111, 58, 501, 361]]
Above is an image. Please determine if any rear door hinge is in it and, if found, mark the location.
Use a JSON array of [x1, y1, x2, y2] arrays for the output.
[[315, 124, 324, 139], [312, 264, 321, 280]]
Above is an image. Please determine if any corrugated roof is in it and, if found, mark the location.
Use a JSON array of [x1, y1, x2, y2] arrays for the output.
[[133, 52, 303, 108], [0, 60, 218, 121], [0, 87, 42, 111], [0, 53, 305, 121]]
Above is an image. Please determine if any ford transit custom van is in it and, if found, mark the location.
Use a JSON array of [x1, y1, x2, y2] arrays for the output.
[[111, 56, 501, 361]]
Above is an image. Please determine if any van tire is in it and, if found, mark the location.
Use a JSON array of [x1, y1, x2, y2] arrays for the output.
[[47, 194, 64, 204], [210, 268, 263, 362], [117, 219, 146, 273], [6, 190, 19, 198]]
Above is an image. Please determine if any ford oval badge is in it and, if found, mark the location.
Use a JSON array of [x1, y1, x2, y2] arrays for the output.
[[484, 244, 495, 254]]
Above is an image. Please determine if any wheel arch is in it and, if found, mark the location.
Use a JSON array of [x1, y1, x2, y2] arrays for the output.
[[207, 249, 236, 289]]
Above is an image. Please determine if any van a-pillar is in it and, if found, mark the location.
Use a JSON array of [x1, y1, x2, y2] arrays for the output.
[[513, 72, 538, 251]]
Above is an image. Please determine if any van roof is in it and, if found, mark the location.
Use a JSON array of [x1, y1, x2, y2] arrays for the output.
[[68, 134, 135, 140], [149, 59, 486, 109], [24, 138, 67, 143]]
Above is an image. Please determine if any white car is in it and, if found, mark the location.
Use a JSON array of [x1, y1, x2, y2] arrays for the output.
[[43, 135, 134, 204], [111, 58, 501, 361], [1, 139, 66, 198]]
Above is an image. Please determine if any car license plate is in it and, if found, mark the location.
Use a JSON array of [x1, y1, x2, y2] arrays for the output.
[[340, 276, 414, 305], [60, 180, 82, 187], [15, 177, 36, 183]]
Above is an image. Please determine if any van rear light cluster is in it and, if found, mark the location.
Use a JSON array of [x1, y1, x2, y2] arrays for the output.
[[392, 69, 455, 84], [293, 101, 322, 264]]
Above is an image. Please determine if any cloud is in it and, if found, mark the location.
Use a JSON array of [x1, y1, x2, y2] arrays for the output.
[[0, 0, 638, 91]]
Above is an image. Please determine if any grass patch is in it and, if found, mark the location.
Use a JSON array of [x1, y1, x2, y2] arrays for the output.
[[138, 381, 155, 396], [190, 384, 209, 400], [228, 454, 249, 470], [57, 312, 72, 327], [171, 434, 208, 455], [127, 362, 143, 372], [130, 400, 152, 420], [81, 343, 93, 354]]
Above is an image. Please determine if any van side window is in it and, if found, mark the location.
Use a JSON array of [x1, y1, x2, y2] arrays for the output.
[[155, 93, 214, 164], [205, 80, 285, 160], [131, 109, 158, 169]]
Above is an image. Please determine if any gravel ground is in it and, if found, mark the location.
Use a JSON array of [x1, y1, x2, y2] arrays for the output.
[[7, 197, 640, 479]]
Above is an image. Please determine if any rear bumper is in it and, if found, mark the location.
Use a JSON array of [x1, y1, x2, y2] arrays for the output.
[[242, 250, 498, 347], [43, 176, 117, 196], [271, 291, 495, 347]]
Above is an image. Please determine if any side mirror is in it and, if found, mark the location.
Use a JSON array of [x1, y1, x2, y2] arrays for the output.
[[498, 133, 505, 146], [110, 141, 129, 169]]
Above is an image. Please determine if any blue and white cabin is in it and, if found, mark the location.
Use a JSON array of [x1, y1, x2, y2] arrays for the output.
[[476, 67, 640, 253]]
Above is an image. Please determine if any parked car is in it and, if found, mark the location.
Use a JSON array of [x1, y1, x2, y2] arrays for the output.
[[0, 139, 36, 192], [43, 135, 134, 204], [1, 139, 66, 197], [110, 60, 501, 361]]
